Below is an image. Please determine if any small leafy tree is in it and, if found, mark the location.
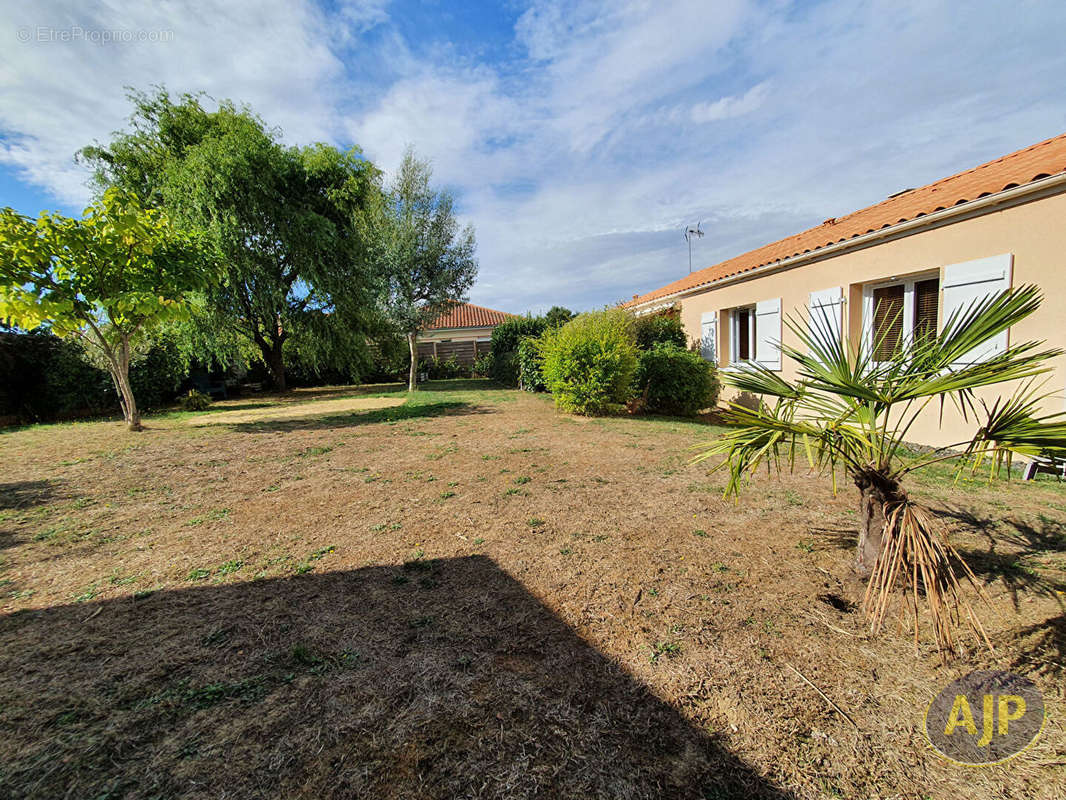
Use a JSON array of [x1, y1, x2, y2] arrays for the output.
[[369, 149, 478, 391], [696, 287, 1066, 655], [0, 190, 211, 430]]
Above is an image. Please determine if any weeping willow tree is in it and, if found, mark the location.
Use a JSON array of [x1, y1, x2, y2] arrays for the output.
[[696, 286, 1066, 656]]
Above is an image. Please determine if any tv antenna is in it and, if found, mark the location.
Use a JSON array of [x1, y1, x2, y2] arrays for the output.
[[684, 221, 704, 273]]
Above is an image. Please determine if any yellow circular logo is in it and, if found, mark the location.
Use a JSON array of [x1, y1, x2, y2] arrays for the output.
[[924, 670, 1045, 766]]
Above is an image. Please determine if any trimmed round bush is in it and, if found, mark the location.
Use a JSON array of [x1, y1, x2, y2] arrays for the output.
[[539, 309, 638, 415], [635, 343, 719, 416]]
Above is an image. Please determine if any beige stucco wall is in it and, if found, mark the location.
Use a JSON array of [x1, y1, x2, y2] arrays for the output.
[[673, 190, 1066, 447]]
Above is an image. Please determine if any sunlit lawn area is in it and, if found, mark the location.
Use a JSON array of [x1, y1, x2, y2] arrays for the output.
[[1, 379, 1063, 799]]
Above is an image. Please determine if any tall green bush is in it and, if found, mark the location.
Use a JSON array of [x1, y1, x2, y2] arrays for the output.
[[539, 309, 637, 414], [635, 343, 719, 416], [516, 336, 546, 392], [490, 315, 548, 385], [633, 312, 686, 350]]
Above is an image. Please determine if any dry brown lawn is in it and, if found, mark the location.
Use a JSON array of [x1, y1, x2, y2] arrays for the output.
[[0, 379, 1063, 799]]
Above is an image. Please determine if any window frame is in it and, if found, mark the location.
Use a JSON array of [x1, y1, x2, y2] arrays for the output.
[[729, 305, 758, 365], [861, 270, 939, 362]]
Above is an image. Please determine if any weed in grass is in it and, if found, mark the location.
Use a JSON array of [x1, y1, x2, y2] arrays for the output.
[[559, 546, 573, 556], [217, 560, 244, 576], [187, 567, 212, 581], [796, 540, 814, 553], [294, 562, 313, 575], [650, 641, 681, 662], [264, 484, 281, 492], [710, 562, 730, 573], [300, 445, 334, 457], [187, 508, 230, 526], [473, 537, 485, 545], [693, 529, 709, 538], [481, 454, 500, 461], [592, 534, 609, 542], [370, 523, 386, 532], [527, 517, 545, 528], [364, 475, 380, 483], [108, 571, 137, 586], [426, 443, 458, 461], [309, 546, 335, 561], [513, 476, 531, 485], [647, 588, 659, 597], [503, 487, 527, 497], [783, 489, 804, 506], [73, 585, 99, 602], [439, 491, 456, 500]]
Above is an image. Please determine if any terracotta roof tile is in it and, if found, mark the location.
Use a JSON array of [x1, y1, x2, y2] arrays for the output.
[[628, 132, 1066, 307], [427, 302, 518, 330]]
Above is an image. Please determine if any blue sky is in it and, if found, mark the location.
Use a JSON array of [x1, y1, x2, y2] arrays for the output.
[[2, 0, 1065, 313]]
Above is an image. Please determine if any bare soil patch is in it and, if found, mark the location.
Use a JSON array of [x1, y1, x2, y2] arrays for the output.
[[0, 379, 1063, 799]]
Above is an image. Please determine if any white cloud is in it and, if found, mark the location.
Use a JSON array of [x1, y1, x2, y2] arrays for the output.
[[689, 81, 769, 123]]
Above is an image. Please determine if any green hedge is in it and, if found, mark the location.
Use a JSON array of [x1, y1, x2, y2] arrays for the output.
[[635, 343, 719, 416], [633, 312, 686, 350], [516, 336, 546, 392], [489, 316, 549, 385], [0, 330, 188, 424], [539, 309, 637, 415]]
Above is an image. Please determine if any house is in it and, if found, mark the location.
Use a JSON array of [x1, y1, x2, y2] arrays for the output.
[[417, 302, 518, 366], [626, 132, 1066, 447]]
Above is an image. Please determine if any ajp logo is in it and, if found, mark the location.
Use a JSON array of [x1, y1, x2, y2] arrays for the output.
[[924, 670, 1045, 765]]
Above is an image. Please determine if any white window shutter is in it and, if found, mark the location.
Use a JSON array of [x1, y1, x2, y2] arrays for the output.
[[808, 287, 843, 357], [942, 254, 1013, 364], [699, 311, 717, 363], [755, 298, 782, 370]]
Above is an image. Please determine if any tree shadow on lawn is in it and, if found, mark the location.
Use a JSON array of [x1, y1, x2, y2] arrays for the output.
[[0, 556, 795, 800], [223, 401, 493, 434], [0, 480, 61, 551], [931, 506, 1066, 611]]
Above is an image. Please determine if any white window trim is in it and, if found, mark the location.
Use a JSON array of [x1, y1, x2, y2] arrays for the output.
[[861, 270, 939, 361], [729, 305, 757, 365]]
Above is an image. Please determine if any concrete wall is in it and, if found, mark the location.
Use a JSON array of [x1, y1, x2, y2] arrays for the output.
[[672, 191, 1066, 447]]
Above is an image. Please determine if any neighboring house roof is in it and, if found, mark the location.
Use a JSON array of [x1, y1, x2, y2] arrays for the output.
[[627, 132, 1066, 307], [426, 302, 518, 330]]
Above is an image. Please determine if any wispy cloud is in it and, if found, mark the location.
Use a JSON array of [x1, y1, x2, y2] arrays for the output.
[[2, 0, 1065, 313]]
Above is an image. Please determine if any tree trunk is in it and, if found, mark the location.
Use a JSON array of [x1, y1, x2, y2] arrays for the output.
[[266, 340, 287, 392], [110, 338, 142, 432], [407, 331, 418, 392], [853, 471, 903, 576]]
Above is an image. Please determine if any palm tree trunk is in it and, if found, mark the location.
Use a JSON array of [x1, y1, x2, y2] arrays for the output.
[[853, 471, 903, 576]]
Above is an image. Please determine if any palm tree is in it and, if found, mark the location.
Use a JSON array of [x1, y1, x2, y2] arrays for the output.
[[696, 286, 1066, 656]]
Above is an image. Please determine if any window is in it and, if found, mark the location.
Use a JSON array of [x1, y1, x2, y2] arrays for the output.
[[863, 273, 939, 360], [728, 299, 782, 370], [731, 306, 756, 363]]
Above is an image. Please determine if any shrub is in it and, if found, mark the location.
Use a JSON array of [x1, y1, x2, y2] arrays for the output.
[[516, 336, 546, 392], [539, 309, 638, 414], [633, 312, 686, 350], [490, 316, 548, 385], [472, 352, 494, 378], [635, 343, 719, 416], [419, 354, 470, 380], [180, 389, 212, 411]]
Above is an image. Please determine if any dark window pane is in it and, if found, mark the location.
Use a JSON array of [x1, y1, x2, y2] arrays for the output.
[[913, 278, 939, 345], [737, 309, 750, 361], [872, 284, 905, 360]]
